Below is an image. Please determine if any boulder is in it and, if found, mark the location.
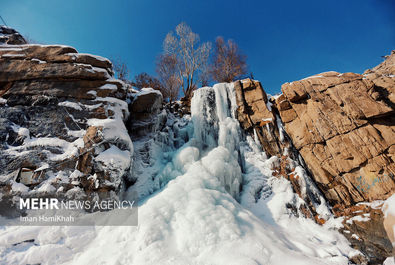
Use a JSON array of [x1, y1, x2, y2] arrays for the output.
[[0, 44, 113, 75], [129, 88, 165, 137], [130, 88, 163, 113]]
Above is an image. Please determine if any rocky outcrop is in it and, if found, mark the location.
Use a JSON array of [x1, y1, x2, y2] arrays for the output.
[[234, 79, 282, 157], [235, 51, 395, 263], [338, 203, 393, 264], [129, 88, 165, 137], [0, 43, 131, 204], [277, 66, 395, 207], [0, 26, 26, 45], [234, 79, 329, 225]]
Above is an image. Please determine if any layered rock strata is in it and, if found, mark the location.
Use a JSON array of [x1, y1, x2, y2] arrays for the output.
[[234, 51, 395, 263], [234, 78, 329, 224], [0, 43, 131, 202], [277, 68, 394, 206]]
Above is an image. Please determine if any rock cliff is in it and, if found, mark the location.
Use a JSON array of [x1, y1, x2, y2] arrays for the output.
[[277, 68, 394, 207], [235, 51, 395, 263], [233, 79, 329, 225], [0, 43, 132, 204], [276, 52, 395, 262]]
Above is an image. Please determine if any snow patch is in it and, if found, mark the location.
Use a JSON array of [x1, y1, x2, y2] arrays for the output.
[[99, 83, 117, 91], [137, 87, 162, 96], [346, 215, 370, 224], [58, 101, 82, 111], [383, 194, 395, 218], [31, 58, 46, 64], [95, 145, 131, 171]]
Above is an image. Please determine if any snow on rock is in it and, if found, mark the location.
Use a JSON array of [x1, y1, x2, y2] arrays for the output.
[[0, 42, 132, 205], [1, 53, 25, 58], [384, 257, 395, 265], [17, 127, 30, 139], [10, 180, 29, 193], [383, 194, 395, 247], [99, 83, 118, 91], [58, 101, 83, 111], [4, 137, 82, 162], [72, 53, 112, 64], [88, 117, 132, 152], [345, 215, 371, 225], [95, 145, 131, 173], [138, 87, 163, 96], [36, 181, 57, 193], [31, 58, 47, 64], [383, 194, 395, 218]]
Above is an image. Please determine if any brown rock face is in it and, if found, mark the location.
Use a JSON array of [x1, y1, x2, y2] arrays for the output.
[[234, 79, 282, 157], [277, 55, 395, 207], [383, 213, 395, 246], [0, 45, 114, 82], [274, 51, 395, 263], [234, 78, 329, 224], [336, 203, 394, 264]]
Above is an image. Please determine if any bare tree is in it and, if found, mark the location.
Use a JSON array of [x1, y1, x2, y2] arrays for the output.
[[132, 73, 163, 92], [199, 61, 211, 87], [156, 54, 180, 103], [163, 22, 211, 99], [210, 36, 247, 83], [112, 58, 130, 82]]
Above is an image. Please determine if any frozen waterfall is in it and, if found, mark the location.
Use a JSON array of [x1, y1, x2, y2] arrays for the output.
[[128, 83, 244, 200], [190, 83, 243, 199]]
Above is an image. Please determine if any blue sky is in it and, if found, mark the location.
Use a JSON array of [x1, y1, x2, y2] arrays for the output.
[[2, 0, 394, 95]]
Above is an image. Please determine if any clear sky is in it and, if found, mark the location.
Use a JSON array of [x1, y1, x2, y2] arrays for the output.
[[2, 0, 394, 95]]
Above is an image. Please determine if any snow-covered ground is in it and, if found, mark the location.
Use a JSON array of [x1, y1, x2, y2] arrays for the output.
[[0, 83, 360, 264]]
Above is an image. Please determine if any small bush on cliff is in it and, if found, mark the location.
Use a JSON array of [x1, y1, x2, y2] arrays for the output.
[[112, 58, 130, 82]]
